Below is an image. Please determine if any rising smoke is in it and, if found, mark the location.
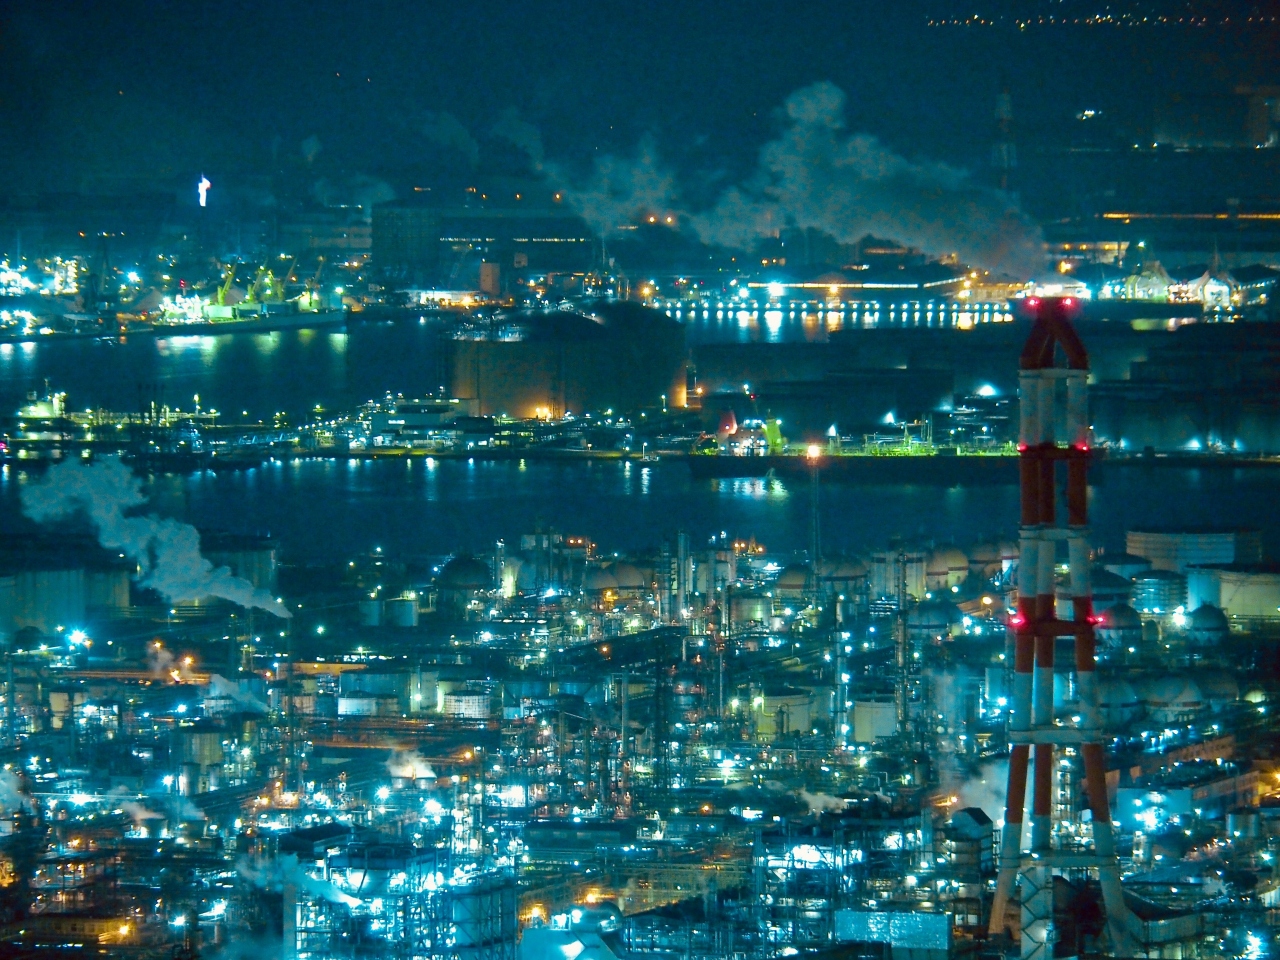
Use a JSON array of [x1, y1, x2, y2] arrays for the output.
[[549, 133, 678, 237], [549, 82, 1042, 276], [491, 108, 545, 169], [207, 674, 270, 714], [22, 456, 290, 618], [690, 82, 1043, 276], [423, 110, 480, 166], [386, 749, 435, 780], [0, 769, 27, 816], [238, 854, 361, 908]]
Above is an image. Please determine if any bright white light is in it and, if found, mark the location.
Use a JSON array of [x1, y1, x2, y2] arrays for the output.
[[376, 786, 391, 801], [976, 384, 997, 397], [198, 176, 211, 207], [767, 282, 785, 299], [68, 629, 87, 645], [127, 271, 141, 284], [737, 286, 750, 299]]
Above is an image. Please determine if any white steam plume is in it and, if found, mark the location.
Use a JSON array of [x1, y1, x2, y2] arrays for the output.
[[0, 769, 27, 815], [691, 82, 1044, 277], [423, 111, 479, 166], [799, 788, 848, 814], [549, 133, 678, 237], [386, 749, 435, 780], [22, 456, 290, 618], [491, 108, 544, 168], [238, 854, 362, 908], [207, 674, 270, 714]]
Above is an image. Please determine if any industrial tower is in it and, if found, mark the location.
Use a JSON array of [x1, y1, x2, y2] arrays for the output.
[[988, 298, 1135, 958]]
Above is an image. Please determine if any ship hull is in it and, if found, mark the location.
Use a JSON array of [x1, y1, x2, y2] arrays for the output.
[[148, 308, 346, 336]]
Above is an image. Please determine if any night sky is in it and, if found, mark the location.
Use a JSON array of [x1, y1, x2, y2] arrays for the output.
[[1, 1, 1276, 193]]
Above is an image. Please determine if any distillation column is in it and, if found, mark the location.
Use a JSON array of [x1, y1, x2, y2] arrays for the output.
[[987, 298, 1134, 958]]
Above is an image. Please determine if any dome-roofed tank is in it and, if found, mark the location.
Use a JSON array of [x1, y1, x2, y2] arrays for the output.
[[775, 564, 812, 595], [968, 542, 1000, 576], [610, 563, 647, 591], [1137, 674, 1205, 723], [908, 598, 961, 639], [1097, 676, 1142, 727], [1195, 669, 1239, 711], [1096, 602, 1142, 654], [926, 546, 969, 590], [1187, 603, 1229, 647], [437, 555, 492, 591], [582, 567, 620, 592]]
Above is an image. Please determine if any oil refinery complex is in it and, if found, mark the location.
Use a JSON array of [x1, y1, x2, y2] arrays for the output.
[[2, 302, 1280, 960]]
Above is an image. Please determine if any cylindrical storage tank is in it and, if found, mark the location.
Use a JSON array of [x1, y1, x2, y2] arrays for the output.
[[1132, 570, 1186, 614], [86, 568, 130, 612], [985, 666, 1008, 704], [442, 690, 490, 719], [385, 597, 419, 628], [15, 569, 86, 635], [359, 598, 384, 627], [853, 700, 897, 743], [730, 593, 771, 625], [178, 761, 202, 797], [1227, 809, 1260, 841], [337, 696, 379, 717]]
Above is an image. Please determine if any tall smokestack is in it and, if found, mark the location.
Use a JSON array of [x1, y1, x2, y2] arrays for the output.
[[988, 298, 1135, 958]]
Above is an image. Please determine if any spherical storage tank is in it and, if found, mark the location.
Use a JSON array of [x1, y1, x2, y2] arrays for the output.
[[1096, 603, 1142, 652], [925, 546, 969, 591], [582, 567, 620, 593], [1187, 604, 1229, 647], [774, 564, 811, 597], [1137, 675, 1204, 724]]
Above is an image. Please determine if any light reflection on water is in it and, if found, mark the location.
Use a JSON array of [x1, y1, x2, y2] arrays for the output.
[[5, 459, 1277, 566]]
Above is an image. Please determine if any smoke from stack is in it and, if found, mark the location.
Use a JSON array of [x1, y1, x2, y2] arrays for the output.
[[549, 133, 678, 237], [552, 82, 1042, 276], [22, 457, 290, 618], [690, 82, 1043, 277]]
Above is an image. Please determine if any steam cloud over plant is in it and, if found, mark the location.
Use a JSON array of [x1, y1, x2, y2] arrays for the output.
[[691, 82, 1043, 276], [22, 457, 290, 618]]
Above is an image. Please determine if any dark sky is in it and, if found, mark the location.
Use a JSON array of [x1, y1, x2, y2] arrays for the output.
[[1, 0, 1276, 193]]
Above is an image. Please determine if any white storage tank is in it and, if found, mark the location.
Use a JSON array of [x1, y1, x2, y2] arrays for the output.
[[853, 700, 897, 743], [337, 696, 379, 717], [442, 689, 491, 720], [386, 595, 420, 628]]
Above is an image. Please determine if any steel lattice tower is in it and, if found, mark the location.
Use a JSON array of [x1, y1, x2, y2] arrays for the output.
[[988, 298, 1135, 958]]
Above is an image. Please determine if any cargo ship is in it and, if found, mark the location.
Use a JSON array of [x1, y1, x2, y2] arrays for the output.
[[146, 303, 346, 335], [144, 259, 347, 335]]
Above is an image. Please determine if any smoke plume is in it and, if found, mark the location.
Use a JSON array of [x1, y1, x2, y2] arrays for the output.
[[423, 111, 479, 166], [22, 456, 290, 618], [207, 674, 270, 714], [550, 133, 678, 237], [690, 82, 1043, 276], [491, 108, 544, 168], [799, 788, 848, 814], [119, 800, 164, 826], [0, 769, 27, 815], [238, 854, 362, 908], [386, 749, 435, 780], [941, 758, 1011, 825]]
